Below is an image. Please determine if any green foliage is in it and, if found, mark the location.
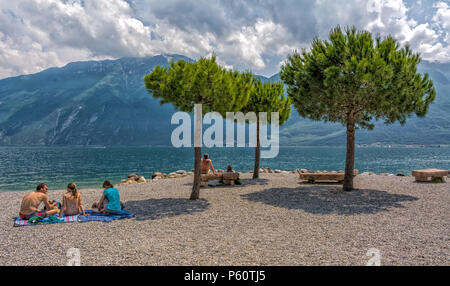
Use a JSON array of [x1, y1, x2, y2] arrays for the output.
[[281, 25, 437, 190], [242, 79, 292, 125], [144, 55, 256, 198], [431, 177, 444, 183], [280, 26, 436, 129], [144, 55, 254, 115]]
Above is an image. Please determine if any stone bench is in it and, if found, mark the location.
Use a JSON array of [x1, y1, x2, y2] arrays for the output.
[[299, 170, 359, 183], [412, 169, 448, 182], [200, 172, 240, 187]]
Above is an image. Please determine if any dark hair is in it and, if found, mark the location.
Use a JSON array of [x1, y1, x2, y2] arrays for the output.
[[102, 180, 114, 189], [36, 183, 47, 191], [203, 153, 209, 159], [227, 165, 232, 171]]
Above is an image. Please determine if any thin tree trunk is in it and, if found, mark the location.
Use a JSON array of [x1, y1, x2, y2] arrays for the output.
[[190, 146, 202, 200], [253, 117, 260, 179], [343, 111, 355, 192], [190, 104, 202, 200]]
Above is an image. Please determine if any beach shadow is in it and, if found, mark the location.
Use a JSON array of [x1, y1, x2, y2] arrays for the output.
[[184, 178, 269, 187], [298, 181, 342, 185], [241, 186, 419, 215], [412, 181, 447, 184], [240, 178, 269, 186], [124, 198, 210, 221]]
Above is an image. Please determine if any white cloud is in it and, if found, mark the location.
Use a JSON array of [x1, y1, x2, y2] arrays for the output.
[[433, 1, 450, 42], [0, 0, 449, 79], [219, 19, 297, 70], [365, 0, 450, 62], [0, 0, 154, 78]]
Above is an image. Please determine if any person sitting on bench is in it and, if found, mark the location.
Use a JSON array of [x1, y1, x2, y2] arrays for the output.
[[222, 165, 235, 185], [201, 153, 217, 175]]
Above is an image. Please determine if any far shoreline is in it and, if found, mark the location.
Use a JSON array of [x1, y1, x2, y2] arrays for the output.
[[1, 146, 449, 192], [0, 145, 449, 148], [1, 170, 446, 194]]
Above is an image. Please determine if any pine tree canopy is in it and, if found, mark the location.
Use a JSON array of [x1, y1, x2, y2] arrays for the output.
[[144, 55, 253, 116], [242, 79, 292, 125], [280, 26, 436, 130]]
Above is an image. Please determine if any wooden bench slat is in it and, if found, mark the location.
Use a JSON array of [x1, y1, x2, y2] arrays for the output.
[[412, 169, 448, 177], [200, 173, 240, 181], [412, 169, 448, 182]]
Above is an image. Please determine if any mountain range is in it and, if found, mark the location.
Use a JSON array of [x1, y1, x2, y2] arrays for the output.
[[0, 55, 449, 146]]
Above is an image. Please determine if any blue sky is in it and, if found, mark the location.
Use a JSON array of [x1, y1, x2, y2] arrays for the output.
[[0, 0, 449, 79]]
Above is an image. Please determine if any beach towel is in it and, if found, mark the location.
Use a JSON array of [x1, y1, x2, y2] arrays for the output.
[[78, 209, 135, 223], [13, 215, 79, 227], [13, 209, 135, 226]]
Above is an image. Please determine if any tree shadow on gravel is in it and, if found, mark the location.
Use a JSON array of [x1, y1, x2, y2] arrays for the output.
[[124, 198, 210, 221], [241, 186, 419, 215], [412, 181, 448, 184], [240, 178, 269, 186], [183, 178, 269, 187], [298, 181, 343, 185]]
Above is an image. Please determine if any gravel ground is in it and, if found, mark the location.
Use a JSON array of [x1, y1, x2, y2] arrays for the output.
[[0, 173, 448, 266]]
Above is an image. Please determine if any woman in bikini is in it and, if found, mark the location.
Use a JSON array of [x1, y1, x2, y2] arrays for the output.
[[59, 182, 86, 217]]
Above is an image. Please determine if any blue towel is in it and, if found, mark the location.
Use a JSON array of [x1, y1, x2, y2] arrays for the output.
[[78, 209, 135, 222]]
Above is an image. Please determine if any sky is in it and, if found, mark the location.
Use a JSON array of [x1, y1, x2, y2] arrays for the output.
[[0, 0, 449, 79]]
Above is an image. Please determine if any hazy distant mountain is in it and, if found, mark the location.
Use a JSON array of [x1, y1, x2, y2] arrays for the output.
[[0, 55, 189, 146], [0, 55, 448, 146]]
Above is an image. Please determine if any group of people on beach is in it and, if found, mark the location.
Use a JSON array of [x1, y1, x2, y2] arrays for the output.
[[18, 153, 230, 220], [201, 153, 235, 174], [201, 153, 237, 185], [18, 180, 123, 220]]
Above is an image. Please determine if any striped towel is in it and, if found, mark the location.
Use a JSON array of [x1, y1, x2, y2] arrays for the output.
[[13, 209, 134, 226], [13, 215, 79, 227]]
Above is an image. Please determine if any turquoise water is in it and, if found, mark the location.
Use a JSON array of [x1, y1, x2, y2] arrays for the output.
[[0, 146, 449, 192]]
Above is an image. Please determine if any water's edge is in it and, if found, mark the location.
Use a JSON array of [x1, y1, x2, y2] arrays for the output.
[[1, 146, 449, 192]]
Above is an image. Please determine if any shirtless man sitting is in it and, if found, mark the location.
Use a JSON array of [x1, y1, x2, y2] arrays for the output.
[[19, 183, 59, 220], [201, 153, 217, 175]]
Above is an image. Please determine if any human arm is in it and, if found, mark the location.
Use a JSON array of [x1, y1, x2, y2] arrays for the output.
[[97, 194, 106, 211], [44, 200, 57, 210], [209, 161, 217, 175], [78, 195, 86, 215], [58, 196, 66, 218], [42, 195, 54, 211]]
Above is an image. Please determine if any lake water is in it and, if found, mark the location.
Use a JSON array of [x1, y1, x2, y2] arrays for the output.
[[0, 146, 449, 192]]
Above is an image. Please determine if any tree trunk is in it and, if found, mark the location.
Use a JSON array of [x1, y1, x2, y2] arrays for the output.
[[253, 117, 260, 179], [190, 146, 202, 200], [343, 111, 355, 191], [190, 104, 202, 200]]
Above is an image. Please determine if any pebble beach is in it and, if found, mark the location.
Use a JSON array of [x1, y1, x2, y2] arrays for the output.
[[0, 172, 448, 266]]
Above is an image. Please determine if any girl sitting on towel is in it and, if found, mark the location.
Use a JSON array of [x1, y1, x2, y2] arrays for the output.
[[59, 182, 86, 217], [92, 180, 124, 214]]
